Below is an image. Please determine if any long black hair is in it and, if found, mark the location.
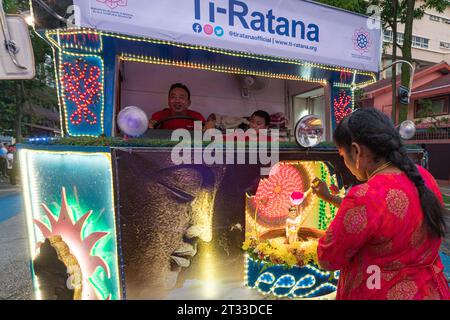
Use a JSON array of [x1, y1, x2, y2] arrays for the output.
[[334, 108, 447, 238]]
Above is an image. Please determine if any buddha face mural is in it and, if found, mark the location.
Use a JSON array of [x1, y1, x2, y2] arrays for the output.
[[116, 150, 228, 299]]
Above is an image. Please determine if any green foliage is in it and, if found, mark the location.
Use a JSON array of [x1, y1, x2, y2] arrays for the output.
[[3, 0, 28, 13], [366, 0, 447, 28], [0, 82, 17, 135], [416, 99, 434, 118], [443, 194, 450, 207], [316, 0, 369, 14], [322, 0, 448, 123], [23, 136, 423, 151], [415, 99, 450, 132]]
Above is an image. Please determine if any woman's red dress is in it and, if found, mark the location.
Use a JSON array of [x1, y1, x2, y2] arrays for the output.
[[317, 166, 450, 300]]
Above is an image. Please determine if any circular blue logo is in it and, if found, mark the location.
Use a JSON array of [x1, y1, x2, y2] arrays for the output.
[[192, 23, 202, 33], [214, 26, 224, 37], [356, 34, 369, 49]]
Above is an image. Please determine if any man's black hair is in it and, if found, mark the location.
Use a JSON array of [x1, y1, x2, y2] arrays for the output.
[[251, 110, 271, 126], [169, 83, 191, 100]]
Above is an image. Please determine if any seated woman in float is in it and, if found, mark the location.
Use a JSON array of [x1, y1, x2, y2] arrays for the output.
[[217, 110, 274, 142]]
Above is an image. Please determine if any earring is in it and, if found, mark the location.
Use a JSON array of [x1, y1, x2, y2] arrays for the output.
[[356, 158, 360, 170]]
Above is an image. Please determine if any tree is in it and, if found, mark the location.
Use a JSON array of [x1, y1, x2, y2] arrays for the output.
[[415, 99, 450, 135], [373, 0, 448, 124], [0, 0, 58, 141], [316, 0, 369, 13]]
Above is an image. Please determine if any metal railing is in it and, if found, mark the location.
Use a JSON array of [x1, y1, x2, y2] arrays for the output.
[[412, 129, 450, 141]]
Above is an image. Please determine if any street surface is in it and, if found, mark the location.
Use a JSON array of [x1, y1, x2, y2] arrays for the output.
[[0, 182, 33, 299]]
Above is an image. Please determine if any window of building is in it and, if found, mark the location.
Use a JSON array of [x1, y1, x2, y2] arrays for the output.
[[429, 15, 441, 22], [383, 59, 402, 78], [383, 30, 392, 42], [412, 36, 429, 49], [441, 41, 450, 49], [383, 30, 404, 45], [397, 33, 404, 45], [414, 96, 449, 118]]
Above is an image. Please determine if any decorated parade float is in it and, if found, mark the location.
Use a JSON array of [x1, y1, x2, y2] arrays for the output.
[[243, 161, 343, 299], [13, 0, 422, 300]]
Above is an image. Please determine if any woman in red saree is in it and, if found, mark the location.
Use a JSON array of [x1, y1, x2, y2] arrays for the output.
[[312, 108, 449, 300]]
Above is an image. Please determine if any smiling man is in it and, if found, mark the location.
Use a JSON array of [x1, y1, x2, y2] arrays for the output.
[[149, 83, 205, 130]]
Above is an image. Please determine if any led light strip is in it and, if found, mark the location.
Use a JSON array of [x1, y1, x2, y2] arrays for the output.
[[61, 34, 103, 53], [19, 149, 122, 300], [120, 54, 328, 84], [246, 161, 323, 233], [58, 51, 105, 137], [51, 47, 66, 138], [45, 28, 376, 80], [245, 256, 336, 298], [19, 149, 42, 300]]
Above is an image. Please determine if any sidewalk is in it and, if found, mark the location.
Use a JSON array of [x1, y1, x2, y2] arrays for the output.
[[0, 177, 33, 299], [0, 178, 20, 196]]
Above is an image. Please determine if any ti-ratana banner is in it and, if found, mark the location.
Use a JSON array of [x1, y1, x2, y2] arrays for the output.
[[73, 0, 382, 72]]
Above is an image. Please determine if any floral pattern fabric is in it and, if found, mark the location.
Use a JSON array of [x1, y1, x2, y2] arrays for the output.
[[317, 165, 450, 300]]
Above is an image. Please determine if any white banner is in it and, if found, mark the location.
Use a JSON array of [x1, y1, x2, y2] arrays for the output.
[[73, 0, 382, 72]]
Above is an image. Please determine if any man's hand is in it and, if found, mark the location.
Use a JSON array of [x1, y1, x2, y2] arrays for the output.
[[148, 119, 157, 129]]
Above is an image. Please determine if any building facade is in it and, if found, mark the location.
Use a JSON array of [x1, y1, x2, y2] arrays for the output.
[[382, 4, 450, 78], [359, 62, 450, 180]]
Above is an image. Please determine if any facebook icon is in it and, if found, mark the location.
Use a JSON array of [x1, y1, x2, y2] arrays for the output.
[[192, 23, 202, 33]]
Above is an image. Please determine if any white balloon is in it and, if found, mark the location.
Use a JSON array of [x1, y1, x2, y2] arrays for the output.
[[399, 120, 416, 140], [117, 106, 149, 137]]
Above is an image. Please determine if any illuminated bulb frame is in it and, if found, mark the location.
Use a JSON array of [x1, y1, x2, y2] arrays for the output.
[[329, 175, 337, 221], [318, 163, 327, 230], [317, 163, 342, 230], [244, 254, 338, 299], [245, 161, 338, 233], [120, 54, 328, 85], [19, 148, 122, 300], [44, 28, 377, 84], [52, 47, 66, 138], [41, 28, 377, 138], [332, 89, 354, 126], [332, 84, 356, 128], [245, 161, 319, 234], [58, 51, 105, 137], [244, 161, 341, 299], [57, 33, 103, 53]]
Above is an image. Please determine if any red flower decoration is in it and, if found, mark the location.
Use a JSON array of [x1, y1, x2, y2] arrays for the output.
[[62, 58, 103, 126], [333, 90, 352, 124], [253, 163, 304, 223]]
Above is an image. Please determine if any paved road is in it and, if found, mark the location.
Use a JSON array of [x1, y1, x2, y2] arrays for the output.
[[0, 184, 33, 300]]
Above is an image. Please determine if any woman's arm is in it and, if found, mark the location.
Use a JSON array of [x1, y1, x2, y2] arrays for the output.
[[317, 190, 380, 271], [311, 178, 342, 208], [327, 194, 343, 208]]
